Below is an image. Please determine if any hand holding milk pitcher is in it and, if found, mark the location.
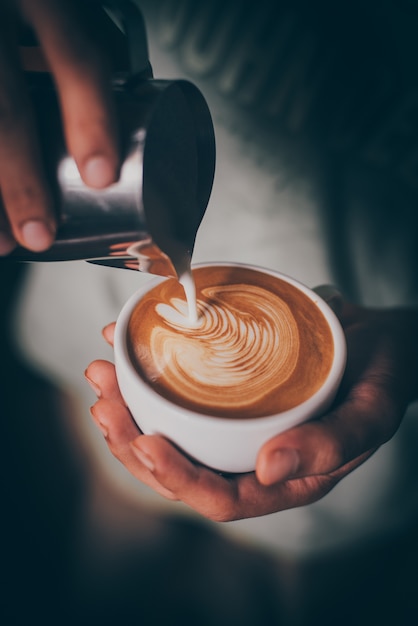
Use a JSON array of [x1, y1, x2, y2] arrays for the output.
[[0, 0, 215, 280]]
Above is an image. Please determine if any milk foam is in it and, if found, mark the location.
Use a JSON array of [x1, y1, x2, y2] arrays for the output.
[[151, 284, 299, 394], [179, 270, 198, 323]]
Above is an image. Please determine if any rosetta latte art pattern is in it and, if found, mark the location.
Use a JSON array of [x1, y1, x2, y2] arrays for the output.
[[128, 266, 334, 418], [152, 285, 300, 410]]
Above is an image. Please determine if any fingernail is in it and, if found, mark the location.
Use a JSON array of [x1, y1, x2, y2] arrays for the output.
[[21, 220, 54, 251], [89, 405, 108, 437], [263, 449, 300, 484], [83, 156, 115, 188], [84, 371, 102, 398], [131, 442, 155, 472], [0, 232, 16, 255]]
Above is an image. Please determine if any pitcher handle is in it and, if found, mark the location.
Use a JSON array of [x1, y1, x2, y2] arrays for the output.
[[104, 0, 153, 79]]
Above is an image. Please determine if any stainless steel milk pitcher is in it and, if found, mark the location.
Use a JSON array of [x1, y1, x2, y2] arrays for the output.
[[3, 1, 216, 278]]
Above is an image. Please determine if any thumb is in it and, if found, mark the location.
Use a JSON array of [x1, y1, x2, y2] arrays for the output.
[[313, 284, 344, 319]]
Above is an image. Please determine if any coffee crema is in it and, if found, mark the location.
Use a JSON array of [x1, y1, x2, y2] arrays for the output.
[[127, 266, 334, 419]]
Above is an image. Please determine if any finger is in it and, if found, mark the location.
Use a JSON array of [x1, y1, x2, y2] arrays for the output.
[[85, 359, 123, 402], [256, 385, 399, 486], [21, 0, 119, 188], [0, 207, 17, 255], [0, 7, 55, 251], [102, 322, 116, 346], [313, 284, 344, 318], [130, 435, 245, 520], [90, 400, 176, 499], [91, 398, 140, 445]]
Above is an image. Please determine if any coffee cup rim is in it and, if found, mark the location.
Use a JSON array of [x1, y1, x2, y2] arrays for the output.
[[114, 262, 347, 430]]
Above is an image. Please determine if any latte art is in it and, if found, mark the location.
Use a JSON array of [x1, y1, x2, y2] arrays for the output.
[[153, 284, 299, 402], [128, 266, 334, 418]]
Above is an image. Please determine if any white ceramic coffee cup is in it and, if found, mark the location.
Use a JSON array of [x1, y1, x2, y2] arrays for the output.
[[114, 263, 346, 473]]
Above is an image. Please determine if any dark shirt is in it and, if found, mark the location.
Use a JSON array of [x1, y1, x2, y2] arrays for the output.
[[141, 0, 418, 306]]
